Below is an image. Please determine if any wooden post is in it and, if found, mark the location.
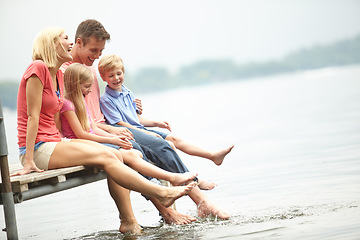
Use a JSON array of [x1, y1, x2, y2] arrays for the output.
[[0, 99, 19, 240]]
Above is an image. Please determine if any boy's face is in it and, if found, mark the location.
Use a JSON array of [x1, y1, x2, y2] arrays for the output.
[[101, 67, 124, 91], [75, 36, 105, 66]]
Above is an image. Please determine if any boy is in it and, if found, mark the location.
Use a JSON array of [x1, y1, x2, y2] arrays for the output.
[[99, 54, 234, 166]]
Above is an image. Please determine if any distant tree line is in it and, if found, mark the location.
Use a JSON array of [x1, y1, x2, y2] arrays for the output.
[[126, 34, 360, 92], [1, 34, 360, 109]]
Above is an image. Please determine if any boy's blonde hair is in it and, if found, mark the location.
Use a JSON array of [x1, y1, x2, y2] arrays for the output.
[[32, 27, 65, 68], [98, 54, 125, 76], [64, 63, 94, 132]]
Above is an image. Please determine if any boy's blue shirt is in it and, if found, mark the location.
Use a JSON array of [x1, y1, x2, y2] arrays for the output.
[[100, 85, 144, 128]]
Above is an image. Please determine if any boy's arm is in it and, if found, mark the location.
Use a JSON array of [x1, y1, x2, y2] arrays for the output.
[[138, 115, 172, 132], [116, 120, 162, 138]]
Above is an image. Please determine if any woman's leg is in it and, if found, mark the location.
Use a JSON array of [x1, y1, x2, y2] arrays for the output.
[[165, 135, 234, 166], [48, 140, 196, 207], [107, 177, 142, 234], [119, 149, 197, 186]]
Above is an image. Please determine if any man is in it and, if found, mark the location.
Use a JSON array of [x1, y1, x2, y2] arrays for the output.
[[65, 19, 230, 233]]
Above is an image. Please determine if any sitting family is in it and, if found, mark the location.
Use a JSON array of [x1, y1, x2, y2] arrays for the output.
[[14, 19, 234, 234]]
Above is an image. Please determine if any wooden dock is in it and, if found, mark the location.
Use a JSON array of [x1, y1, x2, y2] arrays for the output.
[[0, 100, 105, 240], [0, 163, 107, 204]]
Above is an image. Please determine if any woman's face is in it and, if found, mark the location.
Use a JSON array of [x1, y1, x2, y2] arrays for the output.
[[56, 33, 73, 63]]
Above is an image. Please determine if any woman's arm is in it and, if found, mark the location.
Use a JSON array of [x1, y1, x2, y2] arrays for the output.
[[21, 76, 45, 174], [64, 110, 133, 149]]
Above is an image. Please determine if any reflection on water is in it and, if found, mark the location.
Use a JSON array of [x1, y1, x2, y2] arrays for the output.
[[1, 65, 360, 239]]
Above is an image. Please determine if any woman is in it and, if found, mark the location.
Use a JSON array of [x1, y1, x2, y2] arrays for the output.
[[14, 26, 196, 211]]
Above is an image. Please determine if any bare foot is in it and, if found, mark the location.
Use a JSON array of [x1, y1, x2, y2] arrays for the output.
[[160, 207, 197, 225], [119, 219, 142, 234], [211, 145, 234, 166], [197, 200, 230, 219], [170, 172, 198, 186], [198, 179, 217, 190], [159, 181, 197, 208]]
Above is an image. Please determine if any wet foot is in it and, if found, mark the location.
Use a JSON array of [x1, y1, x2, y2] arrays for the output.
[[119, 219, 142, 235], [198, 179, 217, 190], [170, 172, 198, 186], [161, 207, 197, 225], [159, 182, 197, 208], [197, 200, 230, 219], [211, 145, 234, 166]]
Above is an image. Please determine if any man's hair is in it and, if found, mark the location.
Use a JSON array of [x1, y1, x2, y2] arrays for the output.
[[98, 54, 125, 76], [75, 19, 110, 45]]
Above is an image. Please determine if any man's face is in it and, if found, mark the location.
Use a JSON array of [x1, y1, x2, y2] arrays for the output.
[[76, 36, 105, 66]]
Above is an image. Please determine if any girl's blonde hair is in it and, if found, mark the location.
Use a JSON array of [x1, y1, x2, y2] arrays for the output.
[[98, 54, 125, 76], [32, 26, 66, 68], [64, 63, 94, 132]]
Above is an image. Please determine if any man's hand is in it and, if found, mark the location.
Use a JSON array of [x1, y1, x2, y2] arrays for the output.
[[134, 98, 143, 115]]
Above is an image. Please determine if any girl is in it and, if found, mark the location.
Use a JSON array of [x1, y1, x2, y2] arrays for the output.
[[60, 62, 197, 186]]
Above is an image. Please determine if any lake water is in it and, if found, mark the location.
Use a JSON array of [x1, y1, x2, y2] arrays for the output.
[[1, 65, 360, 239]]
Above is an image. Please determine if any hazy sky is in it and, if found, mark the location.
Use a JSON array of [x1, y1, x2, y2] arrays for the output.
[[1, 0, 360, 81]]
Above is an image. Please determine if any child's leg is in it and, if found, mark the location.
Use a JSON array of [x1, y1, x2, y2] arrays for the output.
[[49, 139, 196, 207], [119, 149, 197, 186], [165, 135, 234, 166]]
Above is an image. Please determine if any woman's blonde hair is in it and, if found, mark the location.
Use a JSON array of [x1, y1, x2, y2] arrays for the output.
[[98, 54, 125, 76], [64, 63, 94, 132], [32, 27, 65, 68]]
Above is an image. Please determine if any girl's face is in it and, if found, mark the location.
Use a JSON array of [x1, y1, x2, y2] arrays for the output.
[[80, 77, 94, 96], [101, 67, 124, 91], [56, 33, 73, 63]]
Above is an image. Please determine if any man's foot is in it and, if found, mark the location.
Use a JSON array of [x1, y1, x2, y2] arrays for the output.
[[119, 219, 142, 234], [159, 182, 197, 208], [198, 179, 217, 190], [211, 145, 234, 166], [197, 200, 230, 219], [160, 207, 197, 225]]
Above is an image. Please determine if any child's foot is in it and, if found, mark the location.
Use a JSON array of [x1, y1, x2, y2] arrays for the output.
[[161, 207, 197, 225], [170, 172, 198, 186], [197, 200, 230, 219], [159, 181, 197, 208], [198, 179, 217, 190], [119, 219, 142, 234], [211, 145, 234, 166]]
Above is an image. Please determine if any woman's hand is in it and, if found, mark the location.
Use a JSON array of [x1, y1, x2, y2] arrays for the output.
[[10, 161, 44, 176]]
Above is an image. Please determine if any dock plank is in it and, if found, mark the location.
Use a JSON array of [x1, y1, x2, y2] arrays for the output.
[[1, 163, 103, 194]]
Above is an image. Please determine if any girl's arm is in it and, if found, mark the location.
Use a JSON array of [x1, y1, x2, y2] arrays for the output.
[[138, 115, 172, 132], [63, 110, 133, 149], [16, 76, 45, 175]]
